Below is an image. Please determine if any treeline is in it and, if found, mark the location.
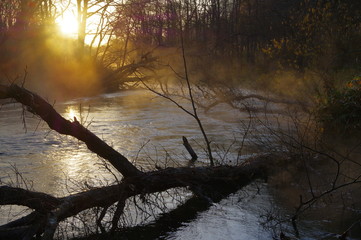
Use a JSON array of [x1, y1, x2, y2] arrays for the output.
[[0, 0, 360, 96], [0, 1, 91, 98], [115, 0, 290, 62], [0, 0, 57, 74], [113, 0, 361, 66]]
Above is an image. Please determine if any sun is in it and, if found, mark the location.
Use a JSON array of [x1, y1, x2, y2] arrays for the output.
[[56, 11, 78, 37], [55, 3, 114, 45]]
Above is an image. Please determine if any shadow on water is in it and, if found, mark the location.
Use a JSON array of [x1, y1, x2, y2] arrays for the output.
[[72, 181, 273, 240], [73, 196, 211, 240], [1, 90, 361, 239]]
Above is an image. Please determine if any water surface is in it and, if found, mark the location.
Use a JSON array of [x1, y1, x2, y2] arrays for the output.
[[0, 90, 359, 239]]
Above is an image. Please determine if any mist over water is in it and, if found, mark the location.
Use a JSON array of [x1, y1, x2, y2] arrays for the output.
[[0, 90, 359, 239], [0, 89, 256, 191]]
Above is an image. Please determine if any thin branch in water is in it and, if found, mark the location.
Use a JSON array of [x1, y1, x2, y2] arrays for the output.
[[237, 107, 253, 164], [178, 29, 214, 166]]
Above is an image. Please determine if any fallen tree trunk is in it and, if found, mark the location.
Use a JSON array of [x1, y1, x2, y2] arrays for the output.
[[0, 84, 274, 240], [0, 163, 270, 239]]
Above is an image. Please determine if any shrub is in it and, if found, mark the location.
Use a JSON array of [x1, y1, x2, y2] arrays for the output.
[[318, 76, 361, 133]]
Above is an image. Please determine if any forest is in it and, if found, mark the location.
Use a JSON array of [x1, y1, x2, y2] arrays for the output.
[[0, 0, 361, 239]]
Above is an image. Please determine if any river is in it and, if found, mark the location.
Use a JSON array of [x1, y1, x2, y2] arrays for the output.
[[0, 89, 360, 239]]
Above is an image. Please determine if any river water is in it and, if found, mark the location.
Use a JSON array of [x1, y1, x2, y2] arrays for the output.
[[0, 90, 360, 239]]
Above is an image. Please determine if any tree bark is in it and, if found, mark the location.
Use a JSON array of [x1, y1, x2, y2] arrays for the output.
[[77, 0, 89, 54]]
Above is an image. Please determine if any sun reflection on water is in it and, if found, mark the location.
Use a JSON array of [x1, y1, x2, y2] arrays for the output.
[[65, 106, 79, 121]]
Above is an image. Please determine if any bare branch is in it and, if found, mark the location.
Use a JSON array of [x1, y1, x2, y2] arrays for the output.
[[0, 186, 60, 212], [0, 84, 142, 178]]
